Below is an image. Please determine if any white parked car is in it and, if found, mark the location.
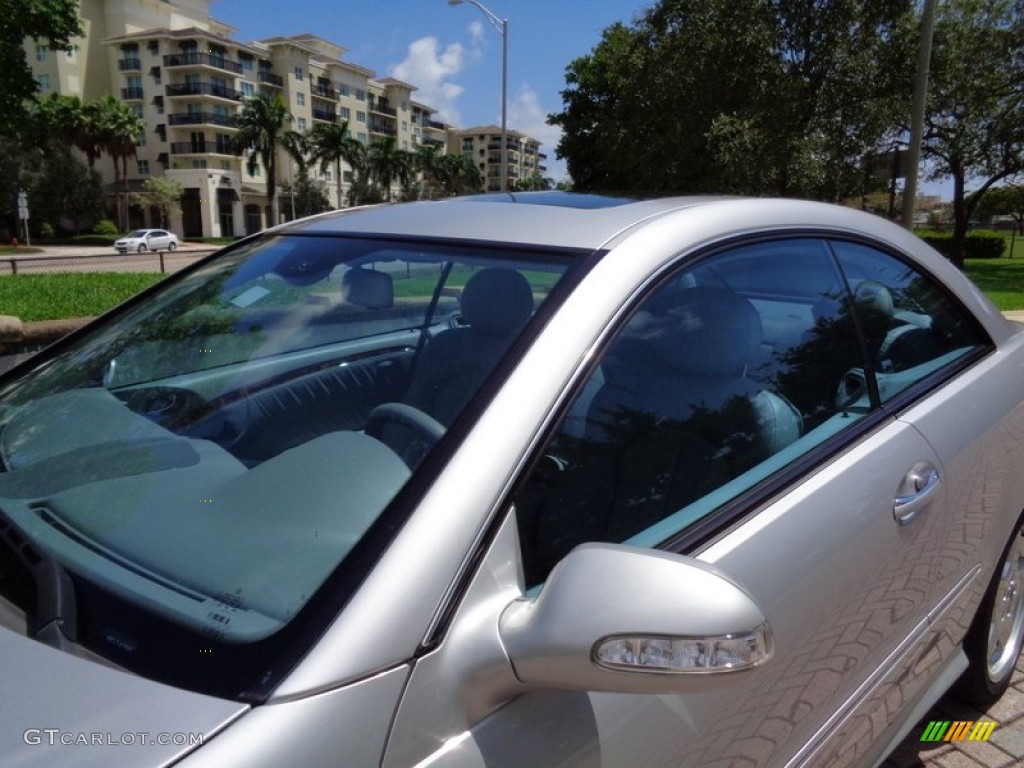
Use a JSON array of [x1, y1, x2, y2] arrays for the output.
[[114, 229, 179, 254]]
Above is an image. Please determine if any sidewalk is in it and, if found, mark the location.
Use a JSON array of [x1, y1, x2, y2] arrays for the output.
[[884, 652, 1024, 767]]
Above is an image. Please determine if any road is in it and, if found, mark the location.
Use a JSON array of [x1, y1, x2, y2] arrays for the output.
[[0, 243, 216, 275]]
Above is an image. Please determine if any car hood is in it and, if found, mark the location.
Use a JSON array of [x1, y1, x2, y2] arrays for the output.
[[0, 627, 248, 767]]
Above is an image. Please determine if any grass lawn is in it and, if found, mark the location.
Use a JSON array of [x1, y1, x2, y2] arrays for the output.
[[0, 273, 164, 322], [963, 258, 1024, 311]]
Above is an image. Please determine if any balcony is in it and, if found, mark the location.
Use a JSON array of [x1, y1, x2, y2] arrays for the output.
[[312, 109, 337, 123], [428, 119, 446, 130], [369, 102, 397, 117], [163, 52, 243, 75], [121, 87, 145, 100], [118, 58, 142, 71], [311, 83, 336, 99], [257, 71, 283, 87], [168, 112, 237, 128], [165, 82, 243, 101], [368, 121, 396, 136], [169, 140, 235, 156]]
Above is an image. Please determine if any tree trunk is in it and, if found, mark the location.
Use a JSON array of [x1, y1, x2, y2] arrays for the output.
[[949, 172, 967, 269]]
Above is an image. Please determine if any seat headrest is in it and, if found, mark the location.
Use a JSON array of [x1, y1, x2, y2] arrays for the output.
[[342, 268, 394, 309], [647, 286, 763, 376], [460, 268, 534, 336], [853, 280, 894, 318]]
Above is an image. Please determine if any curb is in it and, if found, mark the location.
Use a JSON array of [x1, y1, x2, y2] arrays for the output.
[[0, 315, 93, 351]]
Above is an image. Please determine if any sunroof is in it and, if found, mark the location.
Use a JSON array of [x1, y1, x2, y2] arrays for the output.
[[459, 191, 638, 209]]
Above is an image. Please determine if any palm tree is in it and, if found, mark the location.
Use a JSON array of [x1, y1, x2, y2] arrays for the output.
[[434, 153, 483, 197], [232, 94, 292, 227], [413, 144, 441, 199], [98, 96, 145, 230], [366, 136, 414, 202], [310, 121, 362, 208]]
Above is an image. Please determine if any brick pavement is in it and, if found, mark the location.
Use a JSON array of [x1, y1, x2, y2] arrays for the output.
[[883, 651, 1024, 768]]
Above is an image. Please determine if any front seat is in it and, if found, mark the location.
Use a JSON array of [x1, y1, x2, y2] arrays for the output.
[[404, 267, 534, 426]]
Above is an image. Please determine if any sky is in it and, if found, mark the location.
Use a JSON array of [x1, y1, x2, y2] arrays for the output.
[[211, 0, 649, 183], [210, 0, 949, 196]]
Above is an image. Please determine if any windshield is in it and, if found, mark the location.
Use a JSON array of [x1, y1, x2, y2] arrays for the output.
[[0, 233, 579, 699]]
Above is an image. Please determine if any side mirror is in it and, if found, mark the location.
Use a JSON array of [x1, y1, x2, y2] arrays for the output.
[[499, 544, 772, 694]]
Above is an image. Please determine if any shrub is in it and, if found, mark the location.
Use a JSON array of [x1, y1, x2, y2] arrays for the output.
[[39, 222, 55, 240], [92, 219, 119, 236], [916, 230, 1007, 259]]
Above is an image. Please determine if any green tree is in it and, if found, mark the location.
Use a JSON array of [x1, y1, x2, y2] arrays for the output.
[[366, 136, 414, 202], [28, 147, 105, 234], [281, 174, 331, 218], [974, 184, 1024, 231], [97, 96, 145, 230], [433, 153, 482, 196], [232, 95, 292, 226], [310, 121, 361, 208], [549, 0, 914, 199], [138, 176, 183, 228], [0, 0, 82, 138], [513, 172, 554, 192], [922, 0, 1024, 267]]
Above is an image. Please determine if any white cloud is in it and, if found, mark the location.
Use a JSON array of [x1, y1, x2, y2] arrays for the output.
[[468, 20, 485, 49], [390, 36, 466, 124]]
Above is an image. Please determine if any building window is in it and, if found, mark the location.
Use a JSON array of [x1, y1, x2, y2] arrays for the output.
[[297, 117, 307, 131], [133, 104, 145, 119], [221, 160, 231, 170], [324, 170, 332, 181], [402, 141, 408, 150], [296, 92, 305, 106], [401, 122, 407, 132], [35, 45, 47, 61], [136, 130, 146, 147], [338, 83, 349, 97], [251, 164, 260, 176], [401, 100, 408, 110], [354, 88, 366, 101], [239, 56, 254, 72], [192, 159, 208, 169], [36, 74, 52, 93], [357, 132, 367, 144], [241, 81, 255, 98], [339, 107, 350, 120], [356, 111, 366, 123], [137, 160, 150, 175], [294, 66, 304, 81]]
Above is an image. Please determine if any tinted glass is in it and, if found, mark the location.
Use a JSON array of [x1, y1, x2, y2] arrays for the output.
[[0, 234, 578, 697], [515, 239, 869, 587]]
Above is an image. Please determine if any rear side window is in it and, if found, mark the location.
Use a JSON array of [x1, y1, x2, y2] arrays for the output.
[[831, 240, 988, 403]]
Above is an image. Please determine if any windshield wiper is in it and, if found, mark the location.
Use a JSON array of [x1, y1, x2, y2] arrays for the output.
[[0, 507, 77, 650]]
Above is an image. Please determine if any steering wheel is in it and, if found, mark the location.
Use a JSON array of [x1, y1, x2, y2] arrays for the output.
[[836, 368, 869, 412], [364, 403, 446, 468]]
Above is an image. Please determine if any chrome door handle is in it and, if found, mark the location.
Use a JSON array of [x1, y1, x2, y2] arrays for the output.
[[893, 465, 941, 526]]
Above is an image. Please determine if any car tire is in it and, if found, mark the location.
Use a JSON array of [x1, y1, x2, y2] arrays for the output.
[[168, 241, 177, 252], [137, 244, 148, 253], [956, 512, 1024, 707]]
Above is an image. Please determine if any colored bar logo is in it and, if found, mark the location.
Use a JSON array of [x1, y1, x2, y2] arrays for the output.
[[920, 720, 998, 742]]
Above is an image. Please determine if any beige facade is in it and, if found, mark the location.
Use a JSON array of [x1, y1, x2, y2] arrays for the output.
[[26, 0, 546, 236], [448, 126, 548, 193]]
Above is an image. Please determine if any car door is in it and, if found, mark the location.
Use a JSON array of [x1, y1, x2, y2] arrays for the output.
[[382, 237, 989, 768]]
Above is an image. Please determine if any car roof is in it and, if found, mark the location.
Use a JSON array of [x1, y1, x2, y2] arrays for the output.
[[282, 192, 728, 250]]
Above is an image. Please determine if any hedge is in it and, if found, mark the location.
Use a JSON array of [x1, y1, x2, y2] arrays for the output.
[[916, 230, 1007, 259]]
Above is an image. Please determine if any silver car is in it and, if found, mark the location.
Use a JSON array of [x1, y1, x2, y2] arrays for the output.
[[1, 194, 1022, 767], [114, 228, 179, 254]]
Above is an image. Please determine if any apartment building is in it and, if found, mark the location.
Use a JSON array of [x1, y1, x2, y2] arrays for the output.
[[448, 126, 548, 193], [26, 0, 545, 237]]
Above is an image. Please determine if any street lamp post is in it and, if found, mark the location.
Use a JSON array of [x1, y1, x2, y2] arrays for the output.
[[448, 0, 508, 193]]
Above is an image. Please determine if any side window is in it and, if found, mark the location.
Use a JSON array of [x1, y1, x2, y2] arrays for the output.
[[831, 241, 988, 403], [515, 240, 869, 588]]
